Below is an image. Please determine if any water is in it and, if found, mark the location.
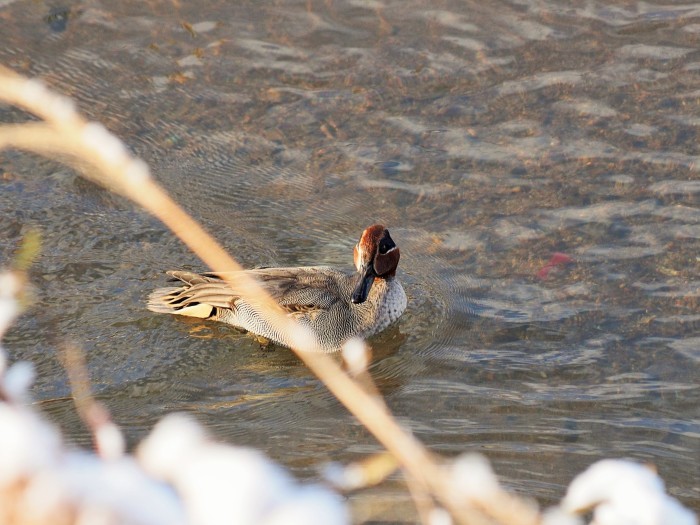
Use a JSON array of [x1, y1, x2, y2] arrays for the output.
[[1, 0, 699, 521]]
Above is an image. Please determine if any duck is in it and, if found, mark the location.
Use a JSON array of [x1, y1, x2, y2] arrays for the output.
[[147, 224, 407, 352]]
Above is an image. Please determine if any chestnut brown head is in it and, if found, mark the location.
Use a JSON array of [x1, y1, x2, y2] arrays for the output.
[[351, 225, 400, 304]]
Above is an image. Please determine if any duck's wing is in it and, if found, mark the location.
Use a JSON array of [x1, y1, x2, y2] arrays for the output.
[[148, 267, 349, 318], [237, 267, 347, 313]]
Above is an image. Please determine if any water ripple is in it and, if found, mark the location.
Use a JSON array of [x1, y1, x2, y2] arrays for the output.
[[2, 0, 699, 514]]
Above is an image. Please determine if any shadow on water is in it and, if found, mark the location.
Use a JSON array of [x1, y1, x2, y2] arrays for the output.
[[1, 0, 699, 518]]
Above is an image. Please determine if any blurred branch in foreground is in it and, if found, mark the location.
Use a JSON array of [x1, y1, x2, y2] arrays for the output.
[[0, 62, 475, 524], [60, 344, 125, 460], [0, 65, 696, 525], [0, 274, 345, 525]]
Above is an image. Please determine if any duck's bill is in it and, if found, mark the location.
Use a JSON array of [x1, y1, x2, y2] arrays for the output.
[[351, 265, 376, 304]]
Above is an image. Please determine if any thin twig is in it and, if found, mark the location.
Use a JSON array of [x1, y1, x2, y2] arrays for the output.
[[0, 65, 541, 525], [59, 344, 125, 461], [405, 473, 441, 525]]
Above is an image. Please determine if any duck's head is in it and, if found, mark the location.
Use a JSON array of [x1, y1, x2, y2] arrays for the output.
[[351, 224, 400, 304]]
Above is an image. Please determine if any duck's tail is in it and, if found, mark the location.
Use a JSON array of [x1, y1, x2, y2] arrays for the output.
[[147, 271, 217, 319]]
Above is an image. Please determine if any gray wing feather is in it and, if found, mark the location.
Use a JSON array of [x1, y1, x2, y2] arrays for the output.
[[163, 267, 349, 313]]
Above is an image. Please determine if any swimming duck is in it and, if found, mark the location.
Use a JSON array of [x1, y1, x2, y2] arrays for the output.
[[147, 225, 407, 352]]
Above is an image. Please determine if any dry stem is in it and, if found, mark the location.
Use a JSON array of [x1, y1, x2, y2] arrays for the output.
[[60, 344, 125, 460], [0, 64, 540, 525]]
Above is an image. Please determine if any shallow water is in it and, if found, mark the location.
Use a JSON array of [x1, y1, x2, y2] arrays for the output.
[[1, 0, 699, 521]]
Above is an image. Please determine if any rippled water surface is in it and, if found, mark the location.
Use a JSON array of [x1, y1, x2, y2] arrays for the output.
[[1, 0, 699, 521]]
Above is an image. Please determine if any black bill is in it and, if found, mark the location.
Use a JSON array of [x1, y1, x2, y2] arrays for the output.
[[351, 264, 376, 304]]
